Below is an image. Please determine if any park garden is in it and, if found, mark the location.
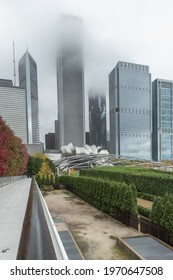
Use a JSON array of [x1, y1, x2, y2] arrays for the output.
[[37, 165, 173, 246]]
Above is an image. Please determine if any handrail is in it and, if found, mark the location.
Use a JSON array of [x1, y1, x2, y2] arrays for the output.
[[35, 179, 68, 260], [17, 178, 68, 260]]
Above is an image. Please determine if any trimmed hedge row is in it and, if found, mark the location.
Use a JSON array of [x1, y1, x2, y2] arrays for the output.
[[36, 174, 59, 189], [150, 193, 173, 232], [95, 166, 173, 178], [59, 175, 138, 217], [138, 205, 151, 218], [137, 192, 156, 202], [80, 169, 173, 196]]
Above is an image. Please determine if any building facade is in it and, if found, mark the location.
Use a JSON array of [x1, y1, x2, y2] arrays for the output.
[[45, 133, 56, 150], [89, 91, 106, 148], [152, 79, 173, 161], [109, 61, 152, 159], [25, 143, 43, 156], [57, 14, 85, 148], [54, 120, 59, 150], [0, 80, 28, 143], [19, 51, 39, 143]]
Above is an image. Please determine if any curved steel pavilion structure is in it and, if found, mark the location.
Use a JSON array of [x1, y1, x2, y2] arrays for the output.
[[52, 142, 172, 171]]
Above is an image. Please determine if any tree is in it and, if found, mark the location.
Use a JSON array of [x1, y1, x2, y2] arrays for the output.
[[37, 161, 54, 177], [0, 116, 29, 176], [121, 185, 138, 214], [46, 158, 56, 173], [27, 153, 56, 177], [160, 201, 173, 232], [33, 153, 56, 174], [150, 196, 164, 225], [26, 156, 43, 175]]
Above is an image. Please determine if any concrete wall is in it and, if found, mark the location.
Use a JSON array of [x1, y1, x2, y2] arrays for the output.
[[0, 176, 26, 188]]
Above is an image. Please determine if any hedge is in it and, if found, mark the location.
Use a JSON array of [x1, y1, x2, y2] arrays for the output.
[[137, 192, 156, 202], [80, 169, 173, 197], [58, 175, 138, 217], [150, 194, 173, 232], [138, 205, 151, 218], [36, 174, 59, 189]]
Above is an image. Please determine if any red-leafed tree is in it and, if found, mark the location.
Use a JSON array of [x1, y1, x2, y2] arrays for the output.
[[0, 116, 29, 176]]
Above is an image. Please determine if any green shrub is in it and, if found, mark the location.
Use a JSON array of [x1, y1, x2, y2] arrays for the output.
[[149, 196, 164, 225], [137, 192, 156, 201], [121, 185, 138, 214], [138, 205, 151, 218], [35, 174, 41, 187], [59, 175, 138, 216], [160, 201, 173, 232], [80, 168, 173, 197], [149, 192, 173, 232], [36, 173, 55, 189]]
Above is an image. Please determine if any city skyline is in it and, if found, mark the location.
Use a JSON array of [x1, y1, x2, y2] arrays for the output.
[[1, 0, 173, 143]]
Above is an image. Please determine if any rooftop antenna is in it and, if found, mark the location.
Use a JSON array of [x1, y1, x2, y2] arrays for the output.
[[13, 41, 16, 86]]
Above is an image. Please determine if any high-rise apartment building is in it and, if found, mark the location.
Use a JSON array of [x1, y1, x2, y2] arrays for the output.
[[89, 90, 106, 148], [0, 79, 27, 143], [109, 61, 152, 159], [57, 14, 85, 148], [152, 79, 173, 161], [19, 51, 39, 143]]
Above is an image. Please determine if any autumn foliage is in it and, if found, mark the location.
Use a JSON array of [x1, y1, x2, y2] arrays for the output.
[[0, 116, 29, 176], [27, 153, 56, 177]]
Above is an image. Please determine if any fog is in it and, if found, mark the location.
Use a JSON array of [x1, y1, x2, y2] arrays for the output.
[[1, 0, 173, 143]]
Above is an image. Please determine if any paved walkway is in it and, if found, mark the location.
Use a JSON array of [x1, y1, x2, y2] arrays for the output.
[[0, 178, 31, 260], [45, 189, 139, 259]]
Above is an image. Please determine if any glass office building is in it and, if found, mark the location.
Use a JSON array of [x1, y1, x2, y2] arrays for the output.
[[152, 79, 173, 161], [89, 91, 106, 149], [109, 61, 152, 159], [19, 51, 39, 143], [57, 15, 85, 148]]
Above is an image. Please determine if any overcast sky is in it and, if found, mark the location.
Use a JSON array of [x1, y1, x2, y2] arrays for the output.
[[1, 0, 173, 144]]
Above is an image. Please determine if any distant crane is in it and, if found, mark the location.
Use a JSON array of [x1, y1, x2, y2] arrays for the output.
[[13, 41, 16, 86]]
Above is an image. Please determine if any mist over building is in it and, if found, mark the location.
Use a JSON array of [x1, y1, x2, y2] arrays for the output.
[[56, 14, 85, 148], [18, 51, 40, 144], [0, 79, 28, 143], [109, 61, 152, 159], [89, 89, 106, 149]]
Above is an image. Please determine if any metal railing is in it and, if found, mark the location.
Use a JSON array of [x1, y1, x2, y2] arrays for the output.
[[17, 178, 68, 260]]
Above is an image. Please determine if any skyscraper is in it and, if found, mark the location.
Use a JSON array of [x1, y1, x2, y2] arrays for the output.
[[89, 90, 106, 148], [109, 61, 151, 159], [18, 51, 39, 143], [0, 79, 27, 143], [45, 133, 55, 150], [57, 14, 85, 148], [152, 79, 173, 161], [54, 120, 59, 150]]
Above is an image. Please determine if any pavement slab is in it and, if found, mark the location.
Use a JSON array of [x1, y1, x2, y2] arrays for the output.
[[0, 178, 31, 260]]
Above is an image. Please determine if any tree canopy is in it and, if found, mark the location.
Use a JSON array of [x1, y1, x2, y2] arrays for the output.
[[0, 116, 29, 176], [27, 153, 56, 176]]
